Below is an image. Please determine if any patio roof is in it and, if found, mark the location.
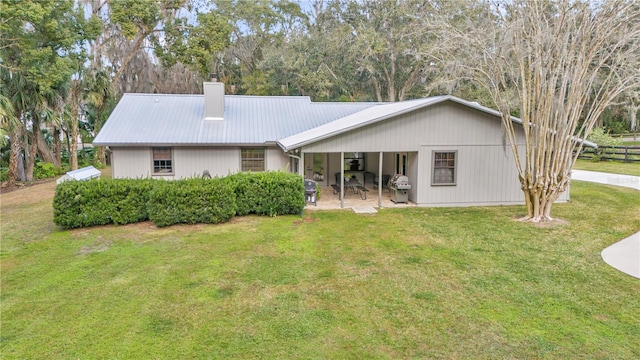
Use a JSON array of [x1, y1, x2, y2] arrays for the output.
[[277, 95, 526, 151]]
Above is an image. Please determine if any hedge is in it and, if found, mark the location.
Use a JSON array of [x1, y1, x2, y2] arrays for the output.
[[229, 171, 306, 217], [53, 171, 306, 229], [147, 178, 237, 227], [53, 179, 155, 229]]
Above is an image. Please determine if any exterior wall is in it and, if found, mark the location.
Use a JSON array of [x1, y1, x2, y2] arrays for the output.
[[266, 147, 290, 171], [111, 145, 288, 179], [418, 144, 523, 206], [298, 101, 569, 206], [300, 102, 521, 153], [174, 147, 240, 178], [111, 147, 152, 179]]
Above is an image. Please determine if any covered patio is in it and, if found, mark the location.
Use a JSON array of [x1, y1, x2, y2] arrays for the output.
[[304, 185, 416, 211]]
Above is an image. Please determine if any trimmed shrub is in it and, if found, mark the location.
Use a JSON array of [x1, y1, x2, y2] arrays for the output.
[[53, 179, 154, 229], [53, 171, 304, 229], [229, 171, 305, 217], [147, 178, 237, 227]]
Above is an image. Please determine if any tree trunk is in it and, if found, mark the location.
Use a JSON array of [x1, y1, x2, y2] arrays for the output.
[[37, 130, 57, 166], [95, 145, 106, 165], [519, 172, 569, 222], [71, 125, 78, 170], [629, 104, 638, 133], [70, 100, 79, 170], [25, 119, 40, 181], [54, 127, 62, 167], [8, 127, 23, 184]]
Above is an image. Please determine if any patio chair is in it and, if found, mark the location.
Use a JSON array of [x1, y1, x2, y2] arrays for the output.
[[364, 171, 375, 185], [304, 179, 317, 206], [374, 174, 391, 192]]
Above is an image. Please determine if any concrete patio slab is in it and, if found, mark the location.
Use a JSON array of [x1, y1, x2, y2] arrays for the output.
[[352, 206, 378, 214], [601, 232, 640, 279], [572, 169, 640, 190], [572, 169, 640, 279]]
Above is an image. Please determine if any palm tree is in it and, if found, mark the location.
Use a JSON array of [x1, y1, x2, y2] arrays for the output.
[[84, 70, 114, 166], [2, 69, 30, 184], [66, 69, 114, 170]]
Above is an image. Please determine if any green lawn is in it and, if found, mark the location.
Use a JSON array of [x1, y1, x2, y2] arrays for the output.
[[573, 159, 640, 176], [1, 180, 639, 359]]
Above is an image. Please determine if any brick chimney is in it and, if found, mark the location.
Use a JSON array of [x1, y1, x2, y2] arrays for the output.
[[203, 74, 224, 120]]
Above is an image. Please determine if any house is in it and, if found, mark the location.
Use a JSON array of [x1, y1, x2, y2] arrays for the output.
[[93, 81, 574, 208]]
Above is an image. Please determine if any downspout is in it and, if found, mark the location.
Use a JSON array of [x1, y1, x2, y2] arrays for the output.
[[285, 150, 303, 176]]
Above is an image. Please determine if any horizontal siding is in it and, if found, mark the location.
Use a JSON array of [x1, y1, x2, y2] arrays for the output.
[[301, 102, 524, 153]]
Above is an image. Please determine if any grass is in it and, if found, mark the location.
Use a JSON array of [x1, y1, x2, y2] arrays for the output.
[[573, 159, 640, 176], [1, 179, 639, 359]]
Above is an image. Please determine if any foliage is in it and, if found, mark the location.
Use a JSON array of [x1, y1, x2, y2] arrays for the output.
[[53, 179, 155, 229], [227, 171, 306, 217], [147, 178, 237, 227], [33, 161, 63, 180], [587, 128, 623, 147], [439, 0, 640, 222], [155, 11, 232, 78], [53, 172, 305, 229]]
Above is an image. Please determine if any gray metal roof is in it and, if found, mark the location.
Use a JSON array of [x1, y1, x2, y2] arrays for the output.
[[93, 94, 375, 146], [277, 95, 530, 151], [94, 93, 596, 150]]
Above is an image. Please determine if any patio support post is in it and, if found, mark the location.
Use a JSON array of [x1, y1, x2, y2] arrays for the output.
[[340, 152, 344, 208], [378, 151, 383, 208], [299, 152, 305, 177]]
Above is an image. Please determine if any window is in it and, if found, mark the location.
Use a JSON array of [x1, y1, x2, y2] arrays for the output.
[[241, 148, 265, 171], [344, 152, 365, 171], [153, 147, 173, 174], [432, 151, 457, 185]]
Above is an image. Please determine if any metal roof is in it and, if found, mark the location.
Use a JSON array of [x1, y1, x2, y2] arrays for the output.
[[93, 94, 375, 146], [94, 93, 596, 150], [278, 95, 524, 151], [56, 165, 101, 185]]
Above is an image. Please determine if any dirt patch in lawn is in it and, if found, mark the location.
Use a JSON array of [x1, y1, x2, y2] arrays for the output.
[[0, 180, 57, 206]]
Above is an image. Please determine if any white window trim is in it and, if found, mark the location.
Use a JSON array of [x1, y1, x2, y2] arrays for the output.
[[431, 150, 457, 186], [241, 147, 266, 172], [151, 147, 174, 175]]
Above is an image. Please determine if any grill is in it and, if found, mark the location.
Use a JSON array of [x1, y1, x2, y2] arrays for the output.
[[389, 174, 411, 203]]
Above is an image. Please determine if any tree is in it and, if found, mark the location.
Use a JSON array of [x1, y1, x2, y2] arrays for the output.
[[1, 0, 100, 182], [441, 0, 640, 222]]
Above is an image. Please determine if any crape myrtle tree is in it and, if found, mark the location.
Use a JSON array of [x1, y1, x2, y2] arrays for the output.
[[440, 0, 640, 222]]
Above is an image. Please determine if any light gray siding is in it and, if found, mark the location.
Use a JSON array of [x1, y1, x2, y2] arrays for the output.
[[112, 147, 152, 179], [174, 147, 240, 178], [300, 103, 518, 153], [266, 147, 290, 171], [297, 101, 568, 206], [111, 145, 288, 179], [418, 145, 522, 206]]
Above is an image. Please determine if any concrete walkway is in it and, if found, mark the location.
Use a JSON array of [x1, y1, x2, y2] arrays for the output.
[[572, 169, 640, 278], [572, 170, 640, 191]]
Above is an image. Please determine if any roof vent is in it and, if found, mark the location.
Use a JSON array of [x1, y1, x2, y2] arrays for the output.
[[203, 81, 224, 121]]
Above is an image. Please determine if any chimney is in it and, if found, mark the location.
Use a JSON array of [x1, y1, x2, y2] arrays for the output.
[[203, 78, 224, 121]]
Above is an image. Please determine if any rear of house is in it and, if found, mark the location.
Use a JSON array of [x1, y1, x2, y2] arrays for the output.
[[94, 82, 571, 207]]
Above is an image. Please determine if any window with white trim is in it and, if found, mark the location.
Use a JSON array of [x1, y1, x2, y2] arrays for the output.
[[432, 151, 457, 185], [152, 147, 173, 174], [241, 147, 265, 171]]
